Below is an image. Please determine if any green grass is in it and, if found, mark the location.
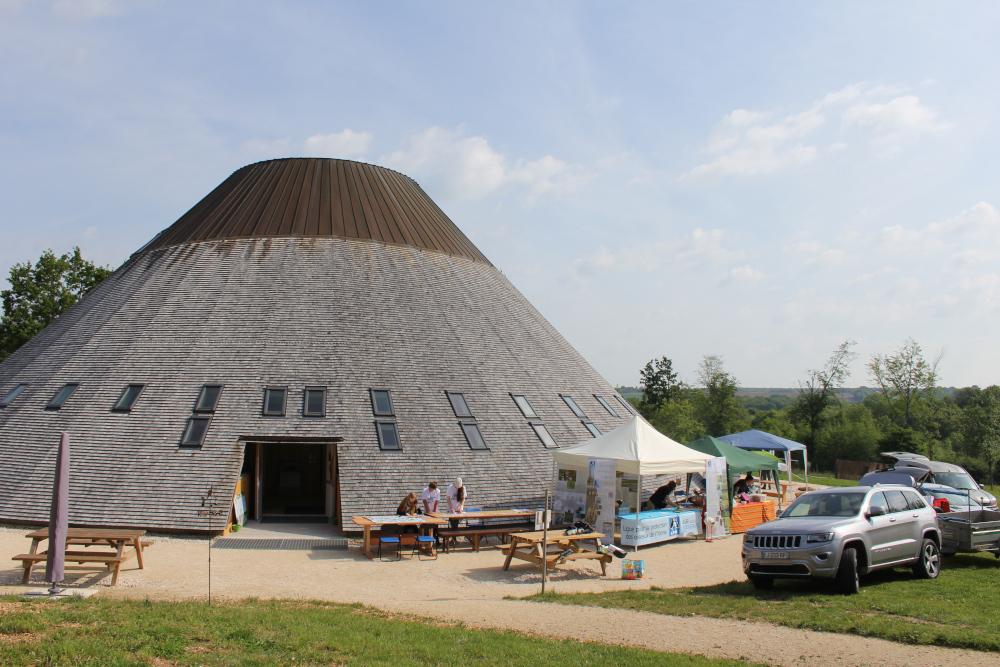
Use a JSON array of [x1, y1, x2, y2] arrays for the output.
[[0, 597, 763, 667], [796, 474, 858, 487], [526, 551, 1000, 652]]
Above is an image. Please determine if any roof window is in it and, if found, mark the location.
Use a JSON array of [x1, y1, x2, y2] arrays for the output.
[[531, 423, 557, 448], [303, 387, 327, 417], [511, 394, 538, 419], [112, 384, 145, 412], [446, 391, 473, 418], [194, 385, 223, 413], [460, 422, 489, 450], [180, 416, 211, 447], [262, 386, 287, 416], [46, 384, 79, 409], [583, 421, 602, 437], [594, 395, 619, 417], [0, 384, 27, 407], [370, 389, 394, 416], [376, 420, 401, 450], [561, 394, 586, 418], [614, 393, 635, 415]]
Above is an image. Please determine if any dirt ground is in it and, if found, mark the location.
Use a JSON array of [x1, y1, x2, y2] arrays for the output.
[[2, 523, 998, 667]]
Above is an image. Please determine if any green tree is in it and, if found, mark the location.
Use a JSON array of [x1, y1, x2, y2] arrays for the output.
[[638, 356, 681, 414], [648, 396, 704, 444], [866, 337, 941, 430], [0, 247, 112, 361], [963, 385, 1000, 487], [791, 340, 857, 450], [814, 403, 882, 467], [694, 354, 747, 436]]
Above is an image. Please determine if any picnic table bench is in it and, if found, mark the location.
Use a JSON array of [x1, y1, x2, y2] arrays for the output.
[[437, 525, 532, 553], [428, 510, 535, 553], [501, 530, 612, 575], [12, 527, 149, 586]]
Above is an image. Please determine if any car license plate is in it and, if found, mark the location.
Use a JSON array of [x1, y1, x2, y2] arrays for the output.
[[761, 551, 789, 559]]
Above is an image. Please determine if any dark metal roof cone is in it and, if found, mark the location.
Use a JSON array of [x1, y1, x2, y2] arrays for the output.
[[45, 431, 70, 590]]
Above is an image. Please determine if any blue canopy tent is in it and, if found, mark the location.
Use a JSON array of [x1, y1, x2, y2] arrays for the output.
[[717, 429, 809, 488]]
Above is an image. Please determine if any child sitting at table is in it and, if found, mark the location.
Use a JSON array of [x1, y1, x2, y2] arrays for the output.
[[396, 492, 420, 516]]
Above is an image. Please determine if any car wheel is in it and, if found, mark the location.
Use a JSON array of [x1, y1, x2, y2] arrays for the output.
[[912, 538, 941, 579], [749, 575, 773, 590], [835, 547, 860, 595]]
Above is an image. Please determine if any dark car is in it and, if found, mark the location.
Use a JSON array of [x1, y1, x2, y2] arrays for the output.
[[879, 454, 997, 508]]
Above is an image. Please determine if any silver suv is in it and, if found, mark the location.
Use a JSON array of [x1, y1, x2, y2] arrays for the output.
[[741, 485, 942, 594]]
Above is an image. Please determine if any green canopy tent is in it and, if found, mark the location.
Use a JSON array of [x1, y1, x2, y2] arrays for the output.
[[684, 435, 783, 509]]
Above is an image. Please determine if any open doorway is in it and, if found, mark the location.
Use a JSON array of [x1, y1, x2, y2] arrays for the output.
[[260, 442, 326, 520]]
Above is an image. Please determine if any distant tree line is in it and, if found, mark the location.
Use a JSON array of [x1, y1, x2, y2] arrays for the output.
[[626, 340, 1000, 486]]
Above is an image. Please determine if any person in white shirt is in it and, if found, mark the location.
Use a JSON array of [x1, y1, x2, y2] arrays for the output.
[[445, 478, 467, 530], [421, 481, 440, 514]]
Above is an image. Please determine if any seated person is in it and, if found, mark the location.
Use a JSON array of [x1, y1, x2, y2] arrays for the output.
[[733, 473, 754, 499], [396, 492, 420, 516], [648, 481, 678, 510]]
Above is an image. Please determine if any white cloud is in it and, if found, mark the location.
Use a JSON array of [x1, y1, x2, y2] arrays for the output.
[[843, 95, 952, 149], [856, 267, 900, 283], [719, 264, 766, 287], [878, 202, 1000, 258], [303, 130, 372, 159], [569, 227, 743, 279], [381, 126, 585, 202], [51, 0, 125, 20], [675, 227, 744, 267]]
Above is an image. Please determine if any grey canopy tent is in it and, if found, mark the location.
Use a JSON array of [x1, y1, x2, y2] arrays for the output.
[[717, 429, 809, 488]]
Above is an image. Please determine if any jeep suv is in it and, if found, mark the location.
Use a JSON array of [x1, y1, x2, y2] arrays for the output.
[[741, 486, 942, 594]]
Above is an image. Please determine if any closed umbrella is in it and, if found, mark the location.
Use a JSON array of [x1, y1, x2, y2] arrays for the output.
[[45, 431, 70, 595]]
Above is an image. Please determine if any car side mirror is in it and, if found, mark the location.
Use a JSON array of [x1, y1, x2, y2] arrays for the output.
[[866, 506, 886, 519]]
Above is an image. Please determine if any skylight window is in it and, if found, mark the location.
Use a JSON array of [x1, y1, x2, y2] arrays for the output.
[[594, 395, 619, 417], [370, 389, 394, 416], [0, 384, 27, 407], [112, 384, 145, 412], [461, 422, 489, 450], [303, 387, 326, 417], [511, 394, 538, 419], [262, 386, 287, 416], [376, 420, 401, 450], [180, 416, 211, 447], [46, 384, 79, 409], [583, 421, 602, 437], [561, 394, 586, 418], [446, 391, 473, 418], [531, 423, 557, 448], [194, 385, 223, 413], [614, 393, 635, 415]]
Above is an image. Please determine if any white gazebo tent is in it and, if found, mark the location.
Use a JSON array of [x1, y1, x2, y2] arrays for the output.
[[551, 415, 713, 512]]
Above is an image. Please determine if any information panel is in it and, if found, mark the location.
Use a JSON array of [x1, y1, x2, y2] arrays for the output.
[[620, 509, 700, 546]]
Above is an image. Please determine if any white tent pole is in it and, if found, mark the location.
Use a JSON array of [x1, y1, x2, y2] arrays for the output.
[[635, 472, 641, 554]]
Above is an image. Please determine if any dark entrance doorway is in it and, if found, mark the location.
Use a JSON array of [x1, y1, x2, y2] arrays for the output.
[[260, 442, 326, 519]]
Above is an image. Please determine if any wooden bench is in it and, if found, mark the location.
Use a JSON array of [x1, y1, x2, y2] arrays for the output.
[[438, 526, 529, 553], [13, 551, 131, 586]]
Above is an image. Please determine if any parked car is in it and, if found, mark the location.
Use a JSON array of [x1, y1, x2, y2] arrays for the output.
[[880, 454, 997, 508], [742, 485, 942, 594]]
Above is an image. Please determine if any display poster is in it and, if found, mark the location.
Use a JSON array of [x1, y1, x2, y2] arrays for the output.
[[617, 473, 638, 513], [704, 456, 730, 538], [555, 466, 587, 524], [586, 458, 617, 542], [620, 509, 700, 546], [233, 493, 246, 526]]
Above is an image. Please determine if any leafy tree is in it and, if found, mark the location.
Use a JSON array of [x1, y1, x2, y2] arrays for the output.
[[749, 409, 799, 440], [962, 385, 1000, 486], [866, 337, 941, 430], [648, 396, 704, 444], [0, 247, 112, 361], [791, 340, 857, 450], [694, 354, 747, 436], [638, 356, 681, 414], [814, 403, 882, 467]]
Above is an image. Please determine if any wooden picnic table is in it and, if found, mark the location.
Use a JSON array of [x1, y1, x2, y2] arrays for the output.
[[501, 530, 612, 575], [427, 510, 535, 553], [350, 515, 448, 559], [12, 527, 148, 586]]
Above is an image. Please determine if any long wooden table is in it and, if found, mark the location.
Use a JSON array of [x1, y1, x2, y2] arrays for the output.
[[428, 510, 535, 552], [501, 530, 612, 575], [12, 527, 148, 586], [350, 515, 448, 559]]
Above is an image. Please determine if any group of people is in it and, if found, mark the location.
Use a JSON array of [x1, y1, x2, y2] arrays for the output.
[[646, 472, 706, 510], [396, 478, 468, 524]]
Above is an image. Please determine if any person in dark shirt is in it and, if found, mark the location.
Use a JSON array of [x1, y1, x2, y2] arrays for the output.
[[648, 481, 678, 510], [733, 473, 755, 499]]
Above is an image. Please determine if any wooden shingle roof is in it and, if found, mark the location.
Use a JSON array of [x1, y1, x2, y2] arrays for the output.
[[144, 158, 491, 265]]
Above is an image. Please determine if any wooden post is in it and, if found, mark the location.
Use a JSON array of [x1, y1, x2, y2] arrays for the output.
[[541, 489, 550, 594]]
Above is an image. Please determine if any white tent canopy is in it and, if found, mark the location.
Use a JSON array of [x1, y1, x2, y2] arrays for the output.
[[551, 415, 713, 475]]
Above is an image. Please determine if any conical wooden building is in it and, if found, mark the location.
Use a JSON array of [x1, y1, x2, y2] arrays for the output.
[[0, 158, 634, 532]]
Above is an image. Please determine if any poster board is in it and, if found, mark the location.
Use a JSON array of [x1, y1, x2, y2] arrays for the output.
[[233, 493, 247, 527], [620, 509, 700, 546], [555, 465, 587, 524], [587, 458, 617, 542], [705, 456, 730, 538]]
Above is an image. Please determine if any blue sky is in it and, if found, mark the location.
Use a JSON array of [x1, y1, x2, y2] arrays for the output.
[[2, 1, 999, 389]]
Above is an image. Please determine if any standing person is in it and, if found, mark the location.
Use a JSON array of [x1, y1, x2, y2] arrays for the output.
[[648, 481, 678, 510], [421, 481, 440, 514], [446, 478, 467, 530]]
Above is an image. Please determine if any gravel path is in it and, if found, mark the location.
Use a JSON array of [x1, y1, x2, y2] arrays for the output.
[[1, 524, 997, 667]]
